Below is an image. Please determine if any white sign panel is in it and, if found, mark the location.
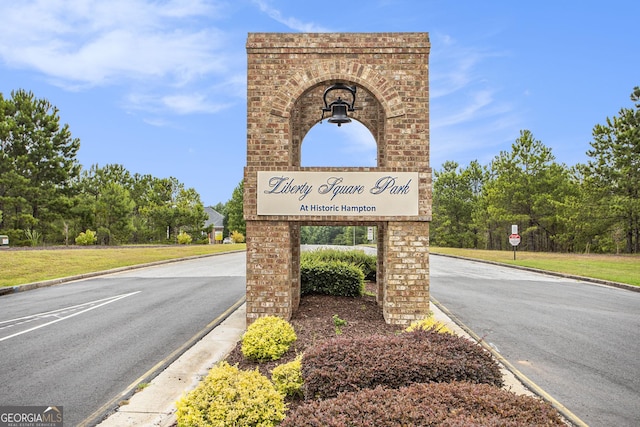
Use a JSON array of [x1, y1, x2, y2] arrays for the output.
[[257, 171, 419, 216]]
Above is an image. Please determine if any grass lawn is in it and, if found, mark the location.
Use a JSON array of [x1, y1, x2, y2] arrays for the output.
[[430, 247, 640, 287], [0, 244, 246, 287], [2, 244, 637, 289]]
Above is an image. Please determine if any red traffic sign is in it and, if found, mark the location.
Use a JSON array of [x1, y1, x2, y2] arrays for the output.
[[509, 234, 521, 246]]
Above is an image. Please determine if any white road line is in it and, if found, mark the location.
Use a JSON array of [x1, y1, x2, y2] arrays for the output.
[[0, 291, 141, 342], [0, 294, 140, 326]]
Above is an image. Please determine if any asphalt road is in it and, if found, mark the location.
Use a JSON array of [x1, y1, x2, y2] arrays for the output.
[[0, 251, 246, 427], [429, 254, 640, 427]]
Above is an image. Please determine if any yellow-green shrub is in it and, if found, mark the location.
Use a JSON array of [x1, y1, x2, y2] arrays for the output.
[[230, 230, 245, 243], [176, 362, 286, 427], [75, 229, 97, 245], [405, 312, 453, 334], [177, 231, 192, 244], [271, 354, 304, 398], [242, 316, 297, 361]]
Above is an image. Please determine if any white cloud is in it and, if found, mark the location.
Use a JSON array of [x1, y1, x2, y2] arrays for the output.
[[0, 0, 227, 86], [142, 117, 172, 127], [124, 70, 245, 116], [429, 33, 505, 100], [251, 0, 332, 32], [0, 0, 237, 116], [14, 28, 227, 89], [428, 33, 521, 168], [432, 89, 516, 133], [125, 90, 226, 117], [161, 93, 230, 115]]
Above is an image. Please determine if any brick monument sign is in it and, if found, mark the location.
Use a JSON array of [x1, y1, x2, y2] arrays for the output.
[[244, 33, 431, 325]]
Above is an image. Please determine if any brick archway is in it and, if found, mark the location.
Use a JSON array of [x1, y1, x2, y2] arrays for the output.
[[269, 63, 406, 120], [244, 33, 431, 325]]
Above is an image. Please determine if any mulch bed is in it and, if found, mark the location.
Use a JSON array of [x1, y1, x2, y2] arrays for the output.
[[225, 284, 402, 378]]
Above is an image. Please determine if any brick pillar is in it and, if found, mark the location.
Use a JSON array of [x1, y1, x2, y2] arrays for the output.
[[383, 221, 430, 325], [245, 221, 294, 323], [376, 222, 386, 305], [290, 223, 301, 312]]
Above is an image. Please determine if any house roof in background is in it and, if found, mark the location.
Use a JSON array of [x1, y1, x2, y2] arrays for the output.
[[204, 206, 224, 228]]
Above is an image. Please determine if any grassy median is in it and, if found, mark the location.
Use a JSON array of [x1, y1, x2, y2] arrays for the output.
[[0, 244, 246, 287], [430, 247, 640, 287]]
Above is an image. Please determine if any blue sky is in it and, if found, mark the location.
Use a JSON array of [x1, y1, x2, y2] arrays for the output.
[[1, 1, 638, 206]]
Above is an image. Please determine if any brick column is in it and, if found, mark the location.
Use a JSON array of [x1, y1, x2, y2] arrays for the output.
[[376, 222, 386, 305], [245, 221, 294, 322], [383, 221, 430, 324], [289, 223, 301, 312]]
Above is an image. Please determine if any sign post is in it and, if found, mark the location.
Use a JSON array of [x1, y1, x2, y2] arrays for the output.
[[509, 225, 521, 260]]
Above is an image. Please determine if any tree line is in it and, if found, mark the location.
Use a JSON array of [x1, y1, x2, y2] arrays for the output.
[[0, 89, 240, 246], [2, 87, 637, 252], [432, 87, 639, 254]]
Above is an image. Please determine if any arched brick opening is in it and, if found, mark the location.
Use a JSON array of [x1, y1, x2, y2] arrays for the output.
[[290, 81, 386, 168]]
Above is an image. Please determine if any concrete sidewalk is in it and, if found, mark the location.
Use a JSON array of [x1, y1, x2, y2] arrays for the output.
[[96, 304, 247, 427], [97, 301, 531, 427]]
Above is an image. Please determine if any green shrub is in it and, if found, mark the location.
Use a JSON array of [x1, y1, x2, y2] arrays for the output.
[[301, 248, 376, 281], [193, 234, 210, 245], [176, 362, 286, 427], [75, 229, 97, 245], [300, 260, 364, 297], [241, 316, 297, 361], [177, 231, 192, 244], [332, 314, 347, 335], [281, 382, 565, 427], [271, 354, 304, 398], [24, 229, 42, 247], [96, 226, 110, 245], [4, 229, 27, 247], [301, 329, 503, 399]]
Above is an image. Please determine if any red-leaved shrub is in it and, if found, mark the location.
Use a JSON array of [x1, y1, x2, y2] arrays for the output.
[[301, 329, 503, 399], [282, 382, 565, 427]]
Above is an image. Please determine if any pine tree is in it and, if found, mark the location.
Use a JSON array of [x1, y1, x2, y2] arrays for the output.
[[0, 90, 80, 244], [580, 87, 640, 253]]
